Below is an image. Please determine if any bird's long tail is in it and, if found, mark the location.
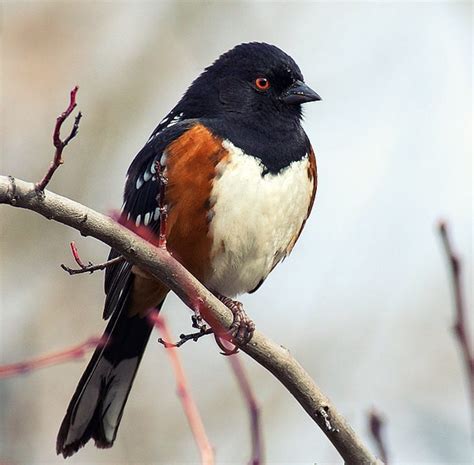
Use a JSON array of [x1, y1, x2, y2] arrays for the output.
[[56, 297, 163, 458]]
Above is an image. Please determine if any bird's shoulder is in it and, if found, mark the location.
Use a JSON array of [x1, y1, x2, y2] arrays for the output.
[[121, 118, 226, 228]]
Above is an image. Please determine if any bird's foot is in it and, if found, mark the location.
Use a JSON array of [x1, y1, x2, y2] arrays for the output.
[[214, 294, 255, 355]]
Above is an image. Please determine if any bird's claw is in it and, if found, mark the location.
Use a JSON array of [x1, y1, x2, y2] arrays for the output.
[[215, 295, 255, 355]]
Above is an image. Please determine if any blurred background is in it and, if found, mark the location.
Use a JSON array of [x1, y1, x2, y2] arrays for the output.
[[0, 1, 472, 464]]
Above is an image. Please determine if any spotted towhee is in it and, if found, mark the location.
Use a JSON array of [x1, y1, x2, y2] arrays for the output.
[[57, 42, 320, 457]]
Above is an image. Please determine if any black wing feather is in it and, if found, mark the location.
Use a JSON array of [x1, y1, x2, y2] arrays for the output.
[[103, 121, 194, 321]]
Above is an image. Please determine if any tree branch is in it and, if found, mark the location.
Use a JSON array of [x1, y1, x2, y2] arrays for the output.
[[35, 86, 82, 191], [151, 314, 214, 465], [438, 221, 474, 416], [368, 409, 388, 464], [0, 336, 102, 379], [0, 175, 382, 465], [60, 241, 125, 275], [228, 355, 263, 465]]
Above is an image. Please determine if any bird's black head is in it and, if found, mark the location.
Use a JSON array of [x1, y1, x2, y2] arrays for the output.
[[177, 42, 321, 122]]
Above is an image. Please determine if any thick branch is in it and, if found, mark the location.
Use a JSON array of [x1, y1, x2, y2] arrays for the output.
[[0, 175, 382, 465]]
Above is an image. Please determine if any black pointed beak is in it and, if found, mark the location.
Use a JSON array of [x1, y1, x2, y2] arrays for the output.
[[281, 80, 321, 104]]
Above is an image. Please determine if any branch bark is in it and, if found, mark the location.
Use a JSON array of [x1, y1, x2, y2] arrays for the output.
[[0, 174, 382, 465]]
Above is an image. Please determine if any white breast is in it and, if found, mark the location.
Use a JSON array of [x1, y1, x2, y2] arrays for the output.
[[206, 139, 313, 297]]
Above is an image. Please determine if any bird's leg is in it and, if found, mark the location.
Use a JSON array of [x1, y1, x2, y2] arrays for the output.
[[214, 294, 256, 353]]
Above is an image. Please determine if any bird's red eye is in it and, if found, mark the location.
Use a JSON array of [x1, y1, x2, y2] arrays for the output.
[[255, 77, 270, 91]]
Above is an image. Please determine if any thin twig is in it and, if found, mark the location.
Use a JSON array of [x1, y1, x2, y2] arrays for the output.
[[151, 314, 214, 465], [368, 409, 388, 464], [35, 86, 82, 191], [0, 175, 383, 465], [158, 327, 214, 348], [0, 336, 102, 379], [157, 308, 214, 347], [438, 221, 474, 416], [60, 241, 125, 275], [228, 355, 263, 465]]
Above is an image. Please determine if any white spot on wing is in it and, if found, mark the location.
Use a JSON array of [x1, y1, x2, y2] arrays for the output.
[[167, 113, 182, 127], [136, 176, 144, 190], [144, 212, 151, 226], [143, 170, 152, 182], [153, 207, 160, 221], [148, 112, 184, 142], [135, 215, 141, 227], [159, 152, 168, 167]]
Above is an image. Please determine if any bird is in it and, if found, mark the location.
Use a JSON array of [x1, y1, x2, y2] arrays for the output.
[[56, 42, 320, 457]]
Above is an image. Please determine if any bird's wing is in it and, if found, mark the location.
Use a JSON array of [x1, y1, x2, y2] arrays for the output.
[[103, 120, 194, 319]]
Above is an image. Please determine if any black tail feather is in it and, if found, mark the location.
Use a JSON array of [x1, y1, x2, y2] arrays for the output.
[[56, 293, 163, 458]]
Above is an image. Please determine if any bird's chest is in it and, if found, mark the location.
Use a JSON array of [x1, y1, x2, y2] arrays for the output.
[[205, 140, 313, 297]]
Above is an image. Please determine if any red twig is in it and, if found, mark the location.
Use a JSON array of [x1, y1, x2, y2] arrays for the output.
[[0, 336, 102, 379], [438, 221, 474, 415], [368, 408, 388, 464], [151, 314, 214, 465], [70, 240, 87, 267], [228, 355, 263, 465], [35, 86, 82, 191], [60, 241, 124, 275]]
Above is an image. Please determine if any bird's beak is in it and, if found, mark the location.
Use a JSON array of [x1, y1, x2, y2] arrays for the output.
[[281, 80, 321, 104]]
